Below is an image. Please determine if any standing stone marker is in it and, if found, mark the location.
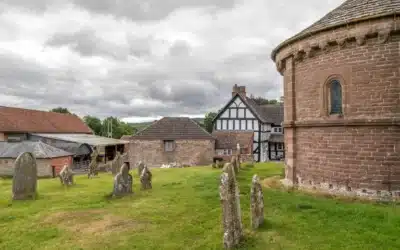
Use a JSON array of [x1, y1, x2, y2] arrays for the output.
[[88, 149, 99, 178], [140, 165, 152, 190], [59, 165, 74, 186], [250, 174, 264, 229], [111, 152, 123, 176], [112, 163, 133, 197], [230, 156, 239, 174], [12, 152, 37, 200], [137, 161, 145, 176], [220, 163, 243, 249]]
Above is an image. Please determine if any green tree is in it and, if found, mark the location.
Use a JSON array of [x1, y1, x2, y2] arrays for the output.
[[50, 107, 73, 114], [101, 117, 136, 139], [83, 115, 103, 135], [250, 95, 279, 105], [203, 112, 217, 133]]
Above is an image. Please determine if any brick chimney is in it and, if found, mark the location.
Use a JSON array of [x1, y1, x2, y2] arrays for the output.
[[232, 84, 246, 97]]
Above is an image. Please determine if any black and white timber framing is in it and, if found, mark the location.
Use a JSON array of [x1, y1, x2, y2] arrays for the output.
[[212, 91, 284, 162]]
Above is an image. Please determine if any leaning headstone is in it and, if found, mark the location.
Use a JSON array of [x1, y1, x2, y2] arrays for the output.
[[250, 175, 264, 229], [220, 163, 243, 249], [140, 165, 152, 190], [88, 150, 99, 178], [112, 163, 133, 197], [111, 152, 123, 176], [137, 161, 145, 176], [12, 152, 37, 200], [59, 165, 74, 186]]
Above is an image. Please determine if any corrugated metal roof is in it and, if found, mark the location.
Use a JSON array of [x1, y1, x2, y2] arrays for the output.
[[0, 141, 74, 159], [32, 133, 129, 146]]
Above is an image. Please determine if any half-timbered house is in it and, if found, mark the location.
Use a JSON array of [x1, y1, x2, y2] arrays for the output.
[[212, 85, 284, 162]]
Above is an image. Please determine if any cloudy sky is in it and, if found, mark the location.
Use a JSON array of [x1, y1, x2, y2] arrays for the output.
[[0, 0, 345, 123]]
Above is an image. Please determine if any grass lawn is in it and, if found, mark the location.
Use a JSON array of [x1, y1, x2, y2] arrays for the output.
[[0, 163, 399, 250]]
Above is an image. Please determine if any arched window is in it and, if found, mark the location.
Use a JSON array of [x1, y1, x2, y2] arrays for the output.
[[330, 80, 342, 114]]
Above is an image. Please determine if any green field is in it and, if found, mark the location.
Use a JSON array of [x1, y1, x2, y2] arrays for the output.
[[0, 163, 399, 250]]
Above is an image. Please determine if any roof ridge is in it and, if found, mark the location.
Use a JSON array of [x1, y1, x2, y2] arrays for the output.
[[135, 117, 165, 136], [187, 117, 215, 139]]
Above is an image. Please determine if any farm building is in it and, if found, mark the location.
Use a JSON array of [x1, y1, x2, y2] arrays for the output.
[[124, 117, 215, 167], [0, 106, 129, 172], [0, 141, 73, 177]]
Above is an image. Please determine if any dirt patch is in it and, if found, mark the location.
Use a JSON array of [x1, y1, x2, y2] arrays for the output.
[[261, 176, 284, 189], [41, 210, 146, 235]]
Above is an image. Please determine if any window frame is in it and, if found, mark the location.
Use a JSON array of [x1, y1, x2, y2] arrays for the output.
[[329, 79, 343, 115], [164, 140, 175, 152], [323, 75, 345, 118]]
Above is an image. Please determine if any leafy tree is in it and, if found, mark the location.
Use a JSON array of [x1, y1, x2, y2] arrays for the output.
[[50, 107, 73, 114], [101, 116, 137, 139], [249, 95, 279, 105], [203, 112, 217, 133], [83, 115, 103, 135]]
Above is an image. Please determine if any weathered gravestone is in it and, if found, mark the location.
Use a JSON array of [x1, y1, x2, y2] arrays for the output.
[[59, 165, 74, 186], [140, 165, 152, 190], [111, 152, 123, 176], [230, 156, 239, 174], [88, 149, 99, 178], [220, 163, 243, 249], [250, 174, 264, 229], [12, 152, 37, 200], [137, 161, 145, 176], [112, 163, 133, 197]]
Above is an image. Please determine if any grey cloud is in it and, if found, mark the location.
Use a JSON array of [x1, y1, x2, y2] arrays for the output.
[[71, 0, 236, 21], [0, 0, 346, 120], [46, 29, 131, 60]]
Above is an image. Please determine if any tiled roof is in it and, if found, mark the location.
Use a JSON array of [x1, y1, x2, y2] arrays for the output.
[[259, 104, 284, 125], [213, 131, 253, 149], [0, 141, 74, 159], [272, 0, 400, 60], [240, 94, 284, 125], [131, 117, 215, 140], [0, 106, 92, 134]]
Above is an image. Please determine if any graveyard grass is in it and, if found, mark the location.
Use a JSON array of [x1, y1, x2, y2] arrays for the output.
[[1, 163, 400, 250]]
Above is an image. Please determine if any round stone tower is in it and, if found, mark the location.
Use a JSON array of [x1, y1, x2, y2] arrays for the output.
[[271, 0, 400, 199]]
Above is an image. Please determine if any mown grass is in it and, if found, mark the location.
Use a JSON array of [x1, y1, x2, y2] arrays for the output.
[[0, 163, 399, 250]]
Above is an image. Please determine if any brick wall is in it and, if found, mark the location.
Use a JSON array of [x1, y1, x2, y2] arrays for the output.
[[275, 16, 400, 199], [0, 158, 54, 177], [51, 156, 73, 176], [127, 139, 215, 167]]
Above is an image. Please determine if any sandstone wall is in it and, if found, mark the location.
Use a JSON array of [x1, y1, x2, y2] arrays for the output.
[[127, 139, 215, 167], [275, 16, 400, 199]]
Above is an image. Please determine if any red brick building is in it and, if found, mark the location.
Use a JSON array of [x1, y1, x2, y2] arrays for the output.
[[272, 0, 400, 199], [213, 131, 254, 162]]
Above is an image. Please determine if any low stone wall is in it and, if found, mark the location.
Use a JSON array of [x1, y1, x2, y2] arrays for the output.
[[0, 158, 53, 177]]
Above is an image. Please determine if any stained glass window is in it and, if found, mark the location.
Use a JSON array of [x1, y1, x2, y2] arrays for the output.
[[330, 80, 342, 114]]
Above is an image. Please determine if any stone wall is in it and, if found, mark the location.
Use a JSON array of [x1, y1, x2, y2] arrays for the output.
[[275, 16, 400, 199], [0, 158, 53, 177], [127, 139, 215, 167]]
